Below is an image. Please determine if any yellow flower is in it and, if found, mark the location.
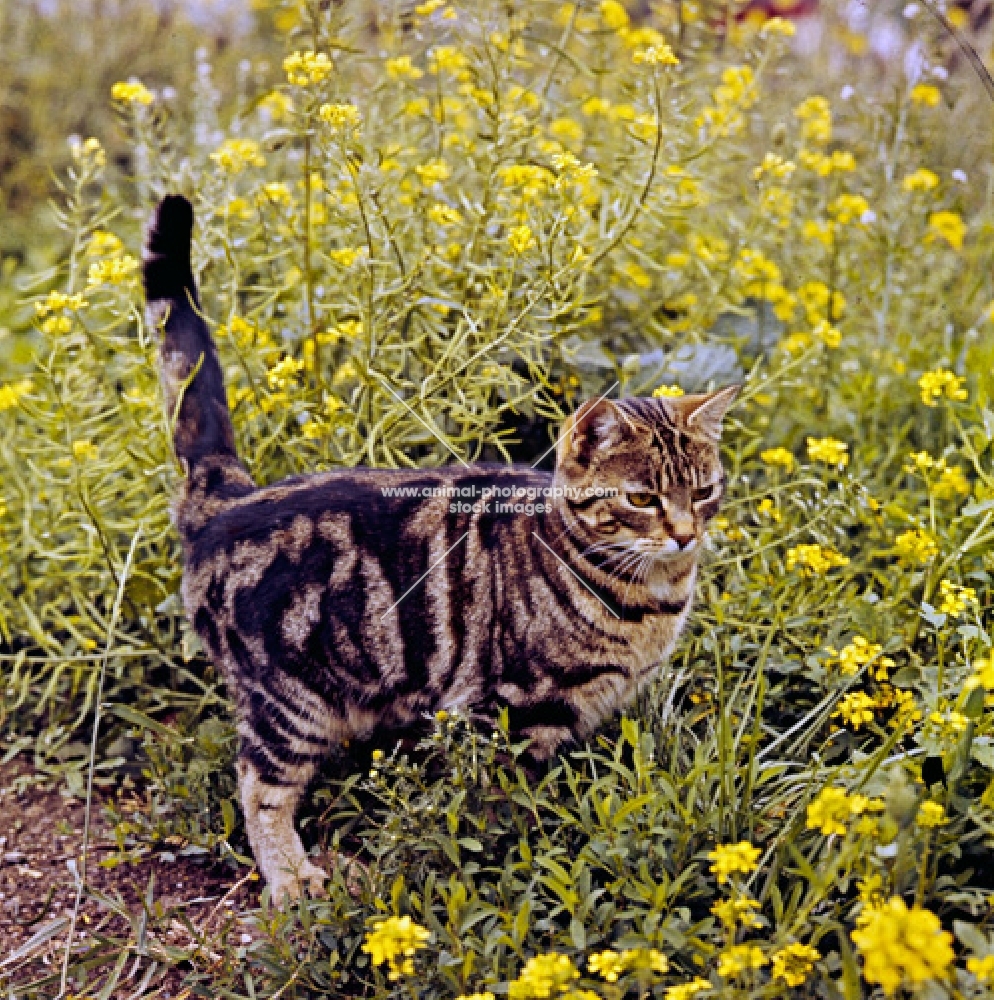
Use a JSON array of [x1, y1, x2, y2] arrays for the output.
[[902, 168, 940, 192], [663, 980, 712, 1000], [428, 45, 470, 77], [87, 230, 125, 257], [806, 786, 860, 836], [834, 691, 878, 730], [582, 96, 613, 117], [753, 153, 796, 181], [211, 138, 266, 174], [550, 117, 583, 145], [798, 149, 856, 176], [894, 528, 938, 564], [829, 193, 870, 225], [653, 385, 684, 398], [829, 636, 893, 679], [588, 951, 624, 982], [794, 95, 832, 145], [851, 897, 953, 996], [972, 658, 994, 690], [711, 896, 762, 929], [319, 103, 362, 130], [806, 436, 848, 466], [498, 163, 554, 200], [35, 291, 88, 317], [967, 955, 994, 984], [283, 50, 333, 86], [70, 136, 106, 168], [919, 368, 967, 406], [0, 378, 34, 412], [771, 943, 820, 987], [508, 954, 579, 999], [803, 219, 835, 247], [415, 159, 452, 185], [258, 182, 293, 207], [917, 801, 948, 828], [508, 225, 536, 255], [362, 915, 431, 980], [798, 280, 845, 323], [329, 247, 361, 268], [762, 16, 796, 36], [717, 944, 766, 979], [385, 55, 423, 81], [811, 319, 840, 348], [600, 0, 629, 30], [927, 210, 966, 250], [786, 543, 849, 575], [260, 90, 293, 121], [927, 708, 968, 735], [403, 97, 430, 118], [761, 447, 795, 471], [934, 465, 969, 498], [760, 187, 795, 228], [633, 44, 680, 67], [937, 579, 976, 617], [756, 498, 780, 521], [708, 841, 760, 884], [428, 203, 463, 226], [87, 256, 139, 286], [42, 316, 72, 336], [111, 80, 153, 105], [267, 356, 305, 390], [699, 65, 757, 136], [910, 83, 941, 107], [72, 440, 99, 463]]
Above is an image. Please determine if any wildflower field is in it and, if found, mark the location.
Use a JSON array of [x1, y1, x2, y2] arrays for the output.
[[2, 0, 994, 996]]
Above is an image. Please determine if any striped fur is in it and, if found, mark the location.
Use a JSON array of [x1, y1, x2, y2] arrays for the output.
[[144, 195, 738, 900]]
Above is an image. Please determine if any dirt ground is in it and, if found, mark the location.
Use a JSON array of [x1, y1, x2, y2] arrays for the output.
[[0, 759, 263, 996]]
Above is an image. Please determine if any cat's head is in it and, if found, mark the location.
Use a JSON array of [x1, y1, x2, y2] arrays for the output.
[[553, 386, 738, 560]]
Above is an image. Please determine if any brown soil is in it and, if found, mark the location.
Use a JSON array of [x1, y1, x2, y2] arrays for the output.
[[0, 760, 262, 996]]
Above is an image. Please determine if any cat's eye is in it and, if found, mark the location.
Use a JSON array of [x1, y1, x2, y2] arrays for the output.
[[692, 485, 716, 503], [627, 492, 655, 508]]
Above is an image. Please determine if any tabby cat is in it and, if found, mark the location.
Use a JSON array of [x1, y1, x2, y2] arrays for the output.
[[144, 194, 738, 900]]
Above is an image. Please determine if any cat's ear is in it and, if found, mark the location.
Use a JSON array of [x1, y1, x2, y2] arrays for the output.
[[679, 384, 740, 441], [560, 398, 623, 465]]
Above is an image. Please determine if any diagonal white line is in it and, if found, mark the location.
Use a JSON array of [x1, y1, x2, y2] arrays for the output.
[[530, 380, 620, 468], [531, 531, 621, 619], [380, 531, 470, 621], [376, 378, 471, 468]]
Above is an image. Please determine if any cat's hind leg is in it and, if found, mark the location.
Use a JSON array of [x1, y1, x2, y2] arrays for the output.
[[234, 680, 338, 901], [237, 751, 328, 902]]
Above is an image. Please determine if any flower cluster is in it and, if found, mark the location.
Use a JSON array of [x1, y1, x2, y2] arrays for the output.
[[918, 368, 967, 406], [786, 544, 849, 576], [806, 437, 848, 467], [283, 50, 333, 86], [806, 786, 882, 836], [708, 841, 760, 884], [111, 79, 153, 105], [851, 898, 954, 996], [361, 915, 431, 980]]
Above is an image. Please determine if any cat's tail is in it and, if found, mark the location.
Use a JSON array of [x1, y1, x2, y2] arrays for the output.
[[144, 195, 252, 495]]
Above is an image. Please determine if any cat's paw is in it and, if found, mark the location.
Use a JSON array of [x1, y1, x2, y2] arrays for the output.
[[267, 859, 329, 905]]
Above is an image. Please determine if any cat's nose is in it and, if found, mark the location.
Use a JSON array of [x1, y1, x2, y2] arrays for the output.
[[672, 530, 696, 551]]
